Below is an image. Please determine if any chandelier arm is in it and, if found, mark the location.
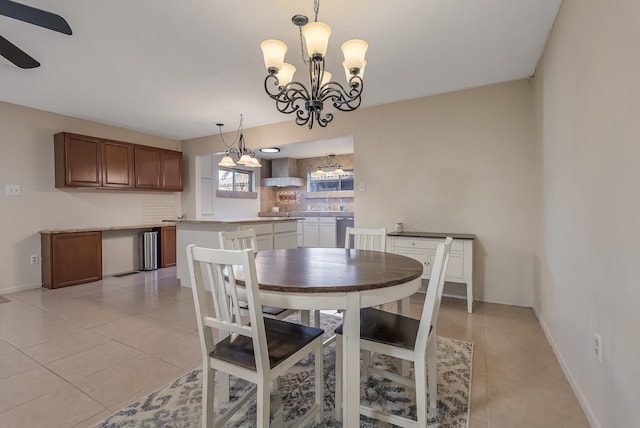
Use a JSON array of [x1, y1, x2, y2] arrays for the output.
[[316, 112, 332, 127], [319, 80, 363, 112], [264, 74, 315, 117], [295, 109, 312, 127]]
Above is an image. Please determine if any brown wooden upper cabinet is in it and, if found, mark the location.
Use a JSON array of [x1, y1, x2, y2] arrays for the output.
[[54, 133, 102, 187], [160, 149, 183, 191], [102, 139, 135, 188], [54, 132, 182, 191], [134, 145, 161, 189]]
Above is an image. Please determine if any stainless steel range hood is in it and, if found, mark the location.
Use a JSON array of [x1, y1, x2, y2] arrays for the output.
[[262, 158, 303, 187]]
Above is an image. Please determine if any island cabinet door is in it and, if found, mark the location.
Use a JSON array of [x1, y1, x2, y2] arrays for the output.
[[274, 221, 298, 250], [41, 232, 102, 289]]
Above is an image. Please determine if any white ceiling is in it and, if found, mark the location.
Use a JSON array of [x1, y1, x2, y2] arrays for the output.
[[0, 0, 562, 141]]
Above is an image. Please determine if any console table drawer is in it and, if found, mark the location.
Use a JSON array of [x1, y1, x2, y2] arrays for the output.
[[393, 237, 463, 252]]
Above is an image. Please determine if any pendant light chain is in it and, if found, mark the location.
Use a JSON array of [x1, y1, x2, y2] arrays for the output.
[[299, 1, 320, 65], [298, 26, 309, 65], [217, 116, 242, 151]]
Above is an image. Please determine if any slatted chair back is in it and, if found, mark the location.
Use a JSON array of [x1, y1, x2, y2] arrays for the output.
[[345, 227, 387, 251], [219, 229, 258, 252], [186, 245, 270, 376]]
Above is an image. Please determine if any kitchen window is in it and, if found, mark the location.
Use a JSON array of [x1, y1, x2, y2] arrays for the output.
[[217, 167, 257, 199], [308, 170, 354, 192]]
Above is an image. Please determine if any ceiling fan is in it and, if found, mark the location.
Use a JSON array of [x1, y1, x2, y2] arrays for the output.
[[0, 0, 71, 69]]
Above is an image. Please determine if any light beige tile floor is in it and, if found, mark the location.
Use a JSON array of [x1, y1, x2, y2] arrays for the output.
[[0, 267, 589, 427]]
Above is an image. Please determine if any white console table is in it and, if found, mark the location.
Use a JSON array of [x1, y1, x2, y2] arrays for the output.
[[388, 231, 475, 313]]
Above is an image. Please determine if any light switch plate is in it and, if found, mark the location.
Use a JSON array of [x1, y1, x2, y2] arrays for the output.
[[5, 184, 21, 196]]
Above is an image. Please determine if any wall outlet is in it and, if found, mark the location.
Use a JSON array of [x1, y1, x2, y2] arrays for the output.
[[30, 254, 39, 265], [6, 184, 21, 196], [593, 333, 602, 363]]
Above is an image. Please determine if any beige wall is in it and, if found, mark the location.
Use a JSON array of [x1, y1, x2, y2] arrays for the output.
[[183, 79, 537, 306], [0, 101, 181, 293], [533, 0, 640, 426]]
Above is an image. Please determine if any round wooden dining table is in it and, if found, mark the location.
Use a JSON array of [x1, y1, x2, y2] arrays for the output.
[[238, 247, 424, 427]]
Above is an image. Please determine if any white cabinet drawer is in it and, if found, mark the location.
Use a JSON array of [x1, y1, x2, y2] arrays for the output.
[[394, 237, 436, 250], [241, 223, 273, 235], [274, 221, 297, 233], [394, 237, 463, 252], [319, 217, 336, 224]]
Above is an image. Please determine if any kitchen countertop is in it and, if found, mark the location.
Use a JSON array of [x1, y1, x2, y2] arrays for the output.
[[40, 222, 176, 234], [175, 217, 303, 225], [387, 231, 476, 240], [258, 211, 354, 218]]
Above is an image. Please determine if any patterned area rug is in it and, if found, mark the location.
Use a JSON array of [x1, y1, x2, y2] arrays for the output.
[[94, 315, 472, 427]]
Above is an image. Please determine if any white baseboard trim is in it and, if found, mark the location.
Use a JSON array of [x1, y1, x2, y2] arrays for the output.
[[0, 283, 42, 294], [532, 305, 600, 428]]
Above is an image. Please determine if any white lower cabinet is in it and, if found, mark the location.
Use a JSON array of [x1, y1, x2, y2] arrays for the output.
[[302, 216, 337, 248], [391, 236, 474, 313], [297, 220, 303, 247], [274, 221, 298, 249], [303, 218, 319, 247], [239, 221, 299, 251], [319, 217, 337, 248]]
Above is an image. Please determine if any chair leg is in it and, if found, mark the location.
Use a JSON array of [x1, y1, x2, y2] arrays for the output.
[[216, 372, 230, 403], [314, 309, 321, 327], [256, 381, 270, 428], [301, 310, 310, 325], [334, 334, 343, 422], [362, 349, 371, 380], [427, 339, 437, 409], [314, 345, 323, 423], [414, 356, 428, 428], [202, 366, 216, 428]]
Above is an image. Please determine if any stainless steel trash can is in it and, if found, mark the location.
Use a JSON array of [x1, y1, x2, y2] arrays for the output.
[[140, 231, 158, 270]]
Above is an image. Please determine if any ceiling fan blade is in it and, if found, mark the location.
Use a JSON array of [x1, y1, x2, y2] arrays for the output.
[[0, 0, 72, 35], [0, 35, 39, 68]]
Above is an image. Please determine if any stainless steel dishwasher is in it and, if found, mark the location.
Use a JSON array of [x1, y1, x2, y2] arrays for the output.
[[336, 216, 354, 248]]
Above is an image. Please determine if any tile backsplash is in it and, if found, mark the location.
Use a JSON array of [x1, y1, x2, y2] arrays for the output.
[[260, 154, 354, 212], [143, 198, 178, 223]]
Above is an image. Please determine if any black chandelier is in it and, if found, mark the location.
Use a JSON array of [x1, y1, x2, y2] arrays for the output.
[[217, 114, 261, 168], [260, 0, 368, 129], [311, 153, 346, 177]]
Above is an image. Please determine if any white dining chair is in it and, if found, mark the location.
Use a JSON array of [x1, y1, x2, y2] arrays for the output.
[[186, 245, 324, 427], [219, 229, 297, 320], [344, 227, 387, 251], [345, 227, 389, 312], [334, 236, 452, 427], [219, 229, 319, 327]]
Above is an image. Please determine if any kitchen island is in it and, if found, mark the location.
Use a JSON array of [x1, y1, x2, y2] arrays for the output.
[[175, 217, 302, 287]]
